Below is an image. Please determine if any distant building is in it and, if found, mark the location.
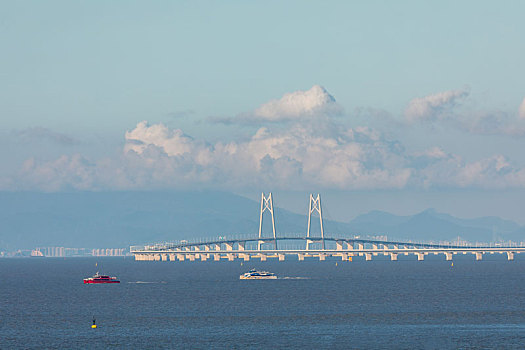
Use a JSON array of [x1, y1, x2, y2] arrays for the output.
[[91, 248, 126, 256], [31, 249, 44, 257]]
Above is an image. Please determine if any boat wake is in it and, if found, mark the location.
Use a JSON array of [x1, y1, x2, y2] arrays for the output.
[[279, 277, 310, 280], [127, 281, 167, 284]]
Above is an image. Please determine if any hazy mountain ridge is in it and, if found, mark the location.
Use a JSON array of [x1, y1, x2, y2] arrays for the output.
[[348, 208, 522, 242], [0, 192, 523, 249]]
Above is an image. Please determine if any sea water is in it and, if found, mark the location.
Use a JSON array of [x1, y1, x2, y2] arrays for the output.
[[2, 255, 525, 349]]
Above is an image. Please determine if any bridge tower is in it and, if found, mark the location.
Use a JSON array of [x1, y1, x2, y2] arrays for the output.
[[258, 192, 277, 250], [306, 194, 325, 250]]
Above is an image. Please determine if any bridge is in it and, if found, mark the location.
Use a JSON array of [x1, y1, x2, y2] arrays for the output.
[[130, 193, 525, 262]]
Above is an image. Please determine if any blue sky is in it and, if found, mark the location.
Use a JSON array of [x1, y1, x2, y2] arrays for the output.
[[1, 1, 525, 222]]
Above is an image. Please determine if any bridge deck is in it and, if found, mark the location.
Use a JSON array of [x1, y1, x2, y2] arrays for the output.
[[131, 236, 525, 262]]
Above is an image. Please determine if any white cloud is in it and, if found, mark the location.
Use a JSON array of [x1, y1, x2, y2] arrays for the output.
[[210, 85, 344, 124], [254, 85, 341, 121], [412, 152, 521, 189], [5, 87, 525, 192], [16, 155, 96, 191], [456, 111, 525, 136], [405, 89, 469, 123], [124, 121, 197, 157], [120, 121, 410, 190], [404, 91, 525, 136], [519, 97, 525, 120], [11, 120, 525, 192], [420, 147, 448, 160]]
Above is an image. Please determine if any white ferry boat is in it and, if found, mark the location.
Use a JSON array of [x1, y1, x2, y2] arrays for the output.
[[239, 269, 277, 280]]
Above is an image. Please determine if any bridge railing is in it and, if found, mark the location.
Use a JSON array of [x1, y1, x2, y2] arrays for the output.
[[130, 234, 524, 252]]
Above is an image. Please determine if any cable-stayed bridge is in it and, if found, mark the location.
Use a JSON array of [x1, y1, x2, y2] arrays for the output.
[[130, 193, 525, 262]]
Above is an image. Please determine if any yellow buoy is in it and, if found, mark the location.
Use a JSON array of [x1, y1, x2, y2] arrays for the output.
[[335, 262, 338, 266], [92, 318, 97, 329], [451, 262, 454, 267]]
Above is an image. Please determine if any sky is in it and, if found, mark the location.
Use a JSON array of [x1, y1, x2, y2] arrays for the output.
[[1, 1, 525, 222]]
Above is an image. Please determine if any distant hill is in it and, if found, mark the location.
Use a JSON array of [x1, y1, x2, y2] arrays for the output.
[[0, 191, 347, 249], [0, 192, 523, 249], [347, 208, 522, 243]]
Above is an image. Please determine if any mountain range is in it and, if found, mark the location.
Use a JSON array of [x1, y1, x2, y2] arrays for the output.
[[0, 191, 523, 250]]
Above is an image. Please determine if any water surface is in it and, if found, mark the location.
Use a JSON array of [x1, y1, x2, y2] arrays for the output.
[[1, 255, 525, 349]]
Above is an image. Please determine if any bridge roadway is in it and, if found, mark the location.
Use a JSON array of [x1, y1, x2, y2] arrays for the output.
[[131, 236, 525, 262]]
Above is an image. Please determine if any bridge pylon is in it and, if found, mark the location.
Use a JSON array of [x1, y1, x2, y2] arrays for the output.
[[258, 192, 277, 250], [306, 194, 325, 250]]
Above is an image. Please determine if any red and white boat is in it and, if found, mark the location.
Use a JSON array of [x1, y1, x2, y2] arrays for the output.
[[83, 272, 120, 284]]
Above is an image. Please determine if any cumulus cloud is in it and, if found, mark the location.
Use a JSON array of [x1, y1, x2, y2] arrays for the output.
[[409, 147, 450, 169], [415, 154, 520, 189], [519, 97, 525, 120], [404, 91, 525, 136], [5, 87, 525, 192], [119, 121, 411, 190], [10, 120, 525, 192], [124, 121, 198, 157], [16, 155, 96, 191], [456, 111, 525, 136], [212, 85, 343, 124], [254, 85, 342, 120], [405, 89, 469, 123]]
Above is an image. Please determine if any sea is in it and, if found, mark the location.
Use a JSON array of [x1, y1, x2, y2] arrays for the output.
[[2, 255, 525, 349]]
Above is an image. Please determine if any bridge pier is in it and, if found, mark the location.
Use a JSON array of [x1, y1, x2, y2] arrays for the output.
[[132, 235, 525, 265], [306, 239, 313, 251]]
